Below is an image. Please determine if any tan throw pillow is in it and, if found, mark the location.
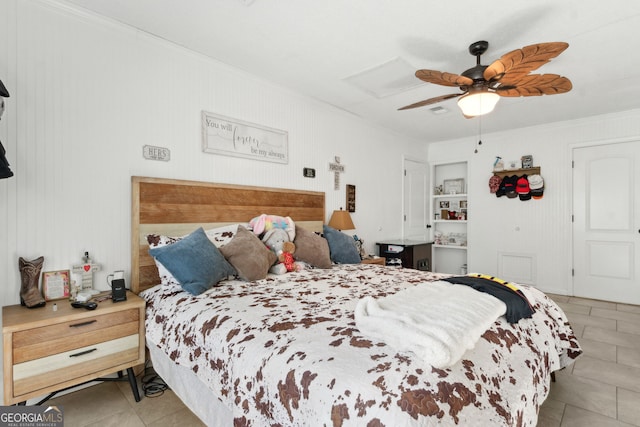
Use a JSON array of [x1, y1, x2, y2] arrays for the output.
[[220, 225, 277, 281], [293, 225, 332, 268]]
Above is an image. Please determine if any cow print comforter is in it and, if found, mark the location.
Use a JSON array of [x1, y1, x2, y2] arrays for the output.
[[140, 264, 581, 426]]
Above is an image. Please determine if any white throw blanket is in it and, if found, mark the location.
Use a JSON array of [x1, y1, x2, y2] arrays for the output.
[[355, 281, 507, 368]]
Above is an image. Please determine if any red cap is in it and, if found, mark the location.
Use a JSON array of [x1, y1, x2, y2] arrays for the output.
[[516, 176, 531, 201]]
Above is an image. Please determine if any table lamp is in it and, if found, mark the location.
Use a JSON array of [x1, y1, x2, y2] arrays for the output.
[[328, 208, 355, 231]]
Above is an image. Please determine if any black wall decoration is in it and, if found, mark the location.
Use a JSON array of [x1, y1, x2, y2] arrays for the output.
[[0, 78, 13, 179]]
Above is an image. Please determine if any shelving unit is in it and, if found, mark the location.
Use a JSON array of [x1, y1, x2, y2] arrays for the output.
[[492, 167, 541, 179], [430, 161, 468, 274]]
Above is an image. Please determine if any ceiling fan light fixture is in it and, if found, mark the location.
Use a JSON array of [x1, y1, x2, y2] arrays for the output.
[[457, 90, 500, 117]]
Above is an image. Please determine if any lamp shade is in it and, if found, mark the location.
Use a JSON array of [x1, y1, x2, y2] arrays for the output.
[[328, 209, 355, 231], [457, 90, 499, 117]]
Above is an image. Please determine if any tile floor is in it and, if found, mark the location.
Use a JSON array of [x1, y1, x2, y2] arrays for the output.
[[537, 294, 640, 427], [47, 376, 205, 427], [47, 294, 640, 426]]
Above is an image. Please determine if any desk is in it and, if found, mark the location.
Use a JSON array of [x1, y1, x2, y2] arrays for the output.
[[376, 240, 432, 271]]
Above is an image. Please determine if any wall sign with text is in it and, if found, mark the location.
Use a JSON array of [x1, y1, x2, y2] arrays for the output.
[[143, 145, 171, 161], [201, 111, 288, 164]]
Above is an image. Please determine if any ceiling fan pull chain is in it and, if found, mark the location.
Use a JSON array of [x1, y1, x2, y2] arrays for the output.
[[475, 115, 483, 153]]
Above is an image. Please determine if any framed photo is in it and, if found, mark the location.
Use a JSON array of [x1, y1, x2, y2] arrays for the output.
[[521, 155, 533, 169], [443, 178, 465, 194], [439, 200, 450, 209], [42, 270, 71, 301], [460, 200, 468, 209], [346, 184, 356, 212]]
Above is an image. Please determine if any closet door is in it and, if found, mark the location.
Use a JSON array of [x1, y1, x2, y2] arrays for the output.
[[403, 159, 428, 240], [573, 141, 640, 304]]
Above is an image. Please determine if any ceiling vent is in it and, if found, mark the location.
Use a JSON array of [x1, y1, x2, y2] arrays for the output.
[[429, 106, 449, 115], [343, 57, 423, 99]]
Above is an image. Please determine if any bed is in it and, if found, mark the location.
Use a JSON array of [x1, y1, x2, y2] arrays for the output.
[[131, 176, 582, 426]]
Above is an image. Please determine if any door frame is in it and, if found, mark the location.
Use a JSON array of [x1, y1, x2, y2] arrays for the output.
[[568, 136, 639, 297]]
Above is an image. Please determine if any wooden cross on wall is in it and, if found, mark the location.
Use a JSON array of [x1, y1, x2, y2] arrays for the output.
[[328, 156, 345, 190], [71, 251, 101, 295]]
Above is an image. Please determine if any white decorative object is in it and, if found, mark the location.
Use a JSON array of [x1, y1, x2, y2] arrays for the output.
[[143, 145, 170, 161], [328, 156, 345, 190], [202, 111, 288, 164], [443, 178, 465, 194], [493, 156, 504, 171], [71, 252, 101, 295], [506, 160, 519, 170]]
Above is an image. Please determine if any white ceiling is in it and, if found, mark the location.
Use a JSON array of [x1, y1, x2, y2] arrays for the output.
[[61, 0, 640, 142]]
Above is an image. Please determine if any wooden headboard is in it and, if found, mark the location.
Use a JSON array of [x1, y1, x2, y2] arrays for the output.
[[131, 176, 326, 294]]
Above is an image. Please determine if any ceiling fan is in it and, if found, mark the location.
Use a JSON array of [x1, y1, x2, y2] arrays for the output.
[[399, 41, 572, 117]]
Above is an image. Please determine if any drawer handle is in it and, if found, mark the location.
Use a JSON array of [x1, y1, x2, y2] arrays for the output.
[[69, 320, 97, 328], [69, 348, 97, 358]]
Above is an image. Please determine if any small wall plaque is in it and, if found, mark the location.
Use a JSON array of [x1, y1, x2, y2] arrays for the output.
[[346, 184, 356, 212], [143, 145, 171, 161]]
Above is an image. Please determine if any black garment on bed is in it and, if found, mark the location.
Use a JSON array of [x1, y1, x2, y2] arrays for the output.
[[442, 275, 534, 323]]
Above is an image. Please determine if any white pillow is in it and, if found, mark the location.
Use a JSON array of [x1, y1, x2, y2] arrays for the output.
[[146, 233, 184, 286], [205, 223, 243, 247]]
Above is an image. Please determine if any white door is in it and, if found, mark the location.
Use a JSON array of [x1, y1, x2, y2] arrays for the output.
[[403, 159, 428, 240], [573, 141, 640, 304]]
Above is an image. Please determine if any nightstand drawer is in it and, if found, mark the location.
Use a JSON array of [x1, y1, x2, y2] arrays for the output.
[[13, 309, 139, 363], [13, 334, 139, 397]]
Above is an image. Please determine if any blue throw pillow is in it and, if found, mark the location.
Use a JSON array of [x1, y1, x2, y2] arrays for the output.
[[149, 227, 236, 295], [322, 225, 361, 264]]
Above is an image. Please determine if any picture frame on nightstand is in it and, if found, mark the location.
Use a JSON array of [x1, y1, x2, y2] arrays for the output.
[[42, 269, 71, 301]]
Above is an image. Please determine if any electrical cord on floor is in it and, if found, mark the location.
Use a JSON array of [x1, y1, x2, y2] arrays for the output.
[[141, 360, 169, 398]]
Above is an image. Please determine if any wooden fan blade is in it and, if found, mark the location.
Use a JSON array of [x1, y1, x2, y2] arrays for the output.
[[484, 42, 569, 82], [398, 93, 464, 110], [416, 70, 473, 87], [494, 74, 572, 97]]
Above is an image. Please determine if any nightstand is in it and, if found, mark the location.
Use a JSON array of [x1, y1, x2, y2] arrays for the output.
[[376, 240, 432, 270], [361, 257, 386, 266], [2, 292, 145, 405]]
